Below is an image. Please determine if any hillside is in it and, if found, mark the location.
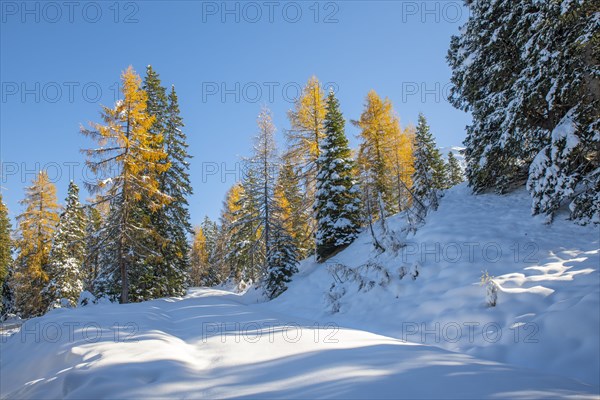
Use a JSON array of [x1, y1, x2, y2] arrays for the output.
[[1, 184, 598, 399], [264, 184, 600, 385]]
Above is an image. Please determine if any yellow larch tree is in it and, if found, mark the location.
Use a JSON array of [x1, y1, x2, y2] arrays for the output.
[[354, 90, 401, 219], [82, 66, 171, 304], [387, 125, 416, 212], [14, 171, 60, 316], [189, 226, 208, 286]]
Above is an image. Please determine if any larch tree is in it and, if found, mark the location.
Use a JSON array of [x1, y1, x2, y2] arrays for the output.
[[82, 66, 170, 304], [354, 90, 400, 221], [276, 158, 312, 258], [189, 225, 209, 287], [13, 171, 60, 317], [388, 125, 416, 212], [43, 182, 86, 309], [314, 91, 362, 261]]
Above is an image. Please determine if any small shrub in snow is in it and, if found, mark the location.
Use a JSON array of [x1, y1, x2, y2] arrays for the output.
[[480, 271, 499, 307]]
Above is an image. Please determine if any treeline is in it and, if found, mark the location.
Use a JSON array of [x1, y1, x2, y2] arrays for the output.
[[0, 70, 462, 318], [0, 66, 193, 318], [187, 79, 463, 294]]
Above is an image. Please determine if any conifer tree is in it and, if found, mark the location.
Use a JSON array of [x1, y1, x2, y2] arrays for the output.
[[200, 216, 221, 285], [314, 91, 362, 261], [354, 90, 402, 219], [286, 76, 327, 182], [0, 195, 12, 315], [276, 159, 312, 258], [82, 204, 103, 291], [146, 81, 192, 298], [227, 108, 280, 284], [285, 77, 327, 253], [448, 0, 599, 223], [412, 113, 446, 213], [227, 171, 264, 283], [189, 217, 221, 287], [219, 183, 244, 280], [388, 126, 416, 211], [82, 66, 170, 304], [264, 225, 298, 299], [133, 67, 192, 299], [189, 226, 209, 287], [13, 171, 60, 316], [446, 152, 464, 187], [43, 182, 86, 309]]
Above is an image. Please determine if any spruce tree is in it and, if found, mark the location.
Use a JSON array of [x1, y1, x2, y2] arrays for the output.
[[147, 82, 193, 298], [315, 91, 362, 261], [226, 109, 280, 285], [412, 113, 446, 212], [227, 170, 264, 283], [218, 184, 242, 281], [448, 0, 599, 223], [82, 66, 170, 304], [200, 216, 221, 285], [446, 152, 464, 187], [13, 171, 60, 316], [264, 225, 298, 299], [82, 204, 102, 292], [43, 182, 86, 309], [0, 195, 12, 315], [285, 77, 327, 254]]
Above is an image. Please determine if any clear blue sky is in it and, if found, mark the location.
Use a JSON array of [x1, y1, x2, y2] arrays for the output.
[[1, 0, 471, 225]]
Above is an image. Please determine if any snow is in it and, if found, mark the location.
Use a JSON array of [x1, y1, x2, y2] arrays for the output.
[[1, 185, 599, 398], [267, 184, 600, 387], [1, 287, 598, 399], [439, 146, 466, 169]]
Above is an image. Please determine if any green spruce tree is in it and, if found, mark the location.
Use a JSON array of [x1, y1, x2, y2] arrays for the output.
[[315, 91, 362, 261], [412, 113, 446, 212], [264, 225, 298, 299], [0, 195, 12, 315], [446, 152, 464, 187], [43, 182, 86, 309]]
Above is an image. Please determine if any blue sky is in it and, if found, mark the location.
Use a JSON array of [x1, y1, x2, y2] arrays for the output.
[[0, 0, 471, 225]]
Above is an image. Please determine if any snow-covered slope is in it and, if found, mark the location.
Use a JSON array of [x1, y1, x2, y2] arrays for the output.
[[267, 184, 600, 386], [1, 184, 598, 399], [1, 288, 598, 399], [439, 146, 465, 167]]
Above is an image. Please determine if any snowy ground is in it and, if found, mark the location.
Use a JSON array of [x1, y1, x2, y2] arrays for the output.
[[1, 184, 598, 399], [1, 288, 598, 399], [265, 184, 600, 387]]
